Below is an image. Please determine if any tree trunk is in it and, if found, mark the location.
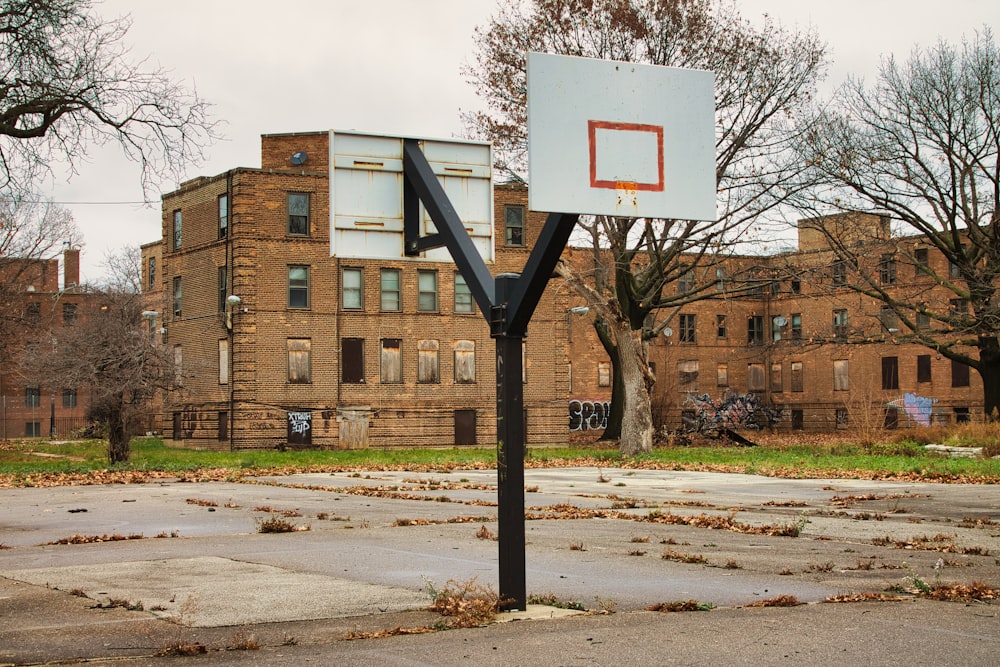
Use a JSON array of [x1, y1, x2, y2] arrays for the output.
[[594, 318, 624, 441], [107, 406, 131, 464], [615, 324, 654, 456], [978, 336, 1000, 421]]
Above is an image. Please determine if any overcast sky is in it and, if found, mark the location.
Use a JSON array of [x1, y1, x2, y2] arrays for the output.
[[42, 0, 1000, 282]]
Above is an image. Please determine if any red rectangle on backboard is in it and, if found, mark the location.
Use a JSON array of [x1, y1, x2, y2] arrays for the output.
[[588, 120, 665, 192]]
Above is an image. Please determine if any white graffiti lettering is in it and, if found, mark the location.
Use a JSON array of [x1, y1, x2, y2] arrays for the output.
[[287, 411, 312, 436], [569, 400, 610, 431]]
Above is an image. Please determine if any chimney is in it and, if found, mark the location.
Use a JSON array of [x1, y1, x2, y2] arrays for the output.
[[63, 244, 80, 288]]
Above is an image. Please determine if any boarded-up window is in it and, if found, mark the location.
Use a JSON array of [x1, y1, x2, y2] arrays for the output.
[[342, 338, 364, 383], [597, 361, 611, 387], [218, 411, 228, 441], [833, 359, 849, 391], [951, 359, 970, 387], [455, 409, 476, 445], [791, 361, 803, 392], [717, 363, 728, 387], [380, 338, 402, 383], [881, 356, 899, 390], [917, 355, 932, 383], [174, 345, 183, 385], [287, 338, 311, 383], [771, 362, 783, 392], [791, 409, 804, 430], [287, 411, 312, 446], [678, 360, 699, 387], [748, 363, 765, 392], [219, 339, 229, 384], [417, 339, 440, 383], [454, 340, 475, 383]]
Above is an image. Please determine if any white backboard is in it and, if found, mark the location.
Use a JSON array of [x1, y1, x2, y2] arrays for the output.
[[527, 52, 716, 221], [329, 131, 494, 262]]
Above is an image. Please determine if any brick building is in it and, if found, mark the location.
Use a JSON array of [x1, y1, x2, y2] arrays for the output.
[[0, 247, 94, 438], [148, 131, 983, 450], [154, 132, 574, 450]]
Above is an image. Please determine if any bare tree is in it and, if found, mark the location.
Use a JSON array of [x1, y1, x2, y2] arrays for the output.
[[465, 0, 826, 453], [797, 29, 1000, 418], [0, 0, 217, 196], [24, 247, 173, 463]]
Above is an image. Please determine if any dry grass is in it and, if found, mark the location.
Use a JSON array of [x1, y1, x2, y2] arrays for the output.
[[428, 578, 501, 628], [256, 516, 309, 533], [647, 600, 714, 612], [744, 595, 802, 608]]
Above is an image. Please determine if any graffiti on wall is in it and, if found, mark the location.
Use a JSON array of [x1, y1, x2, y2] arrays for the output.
[[569, 399, 611, 431], [684, 391, 783, 433], [287, 411, 312, 446], [886, 393, 937, 426]]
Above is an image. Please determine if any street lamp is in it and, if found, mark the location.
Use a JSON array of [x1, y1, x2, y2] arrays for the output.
[[225, 295, 242, 331]]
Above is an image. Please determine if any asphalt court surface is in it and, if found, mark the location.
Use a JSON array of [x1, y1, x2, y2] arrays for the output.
[[1, 467, 998, 664]]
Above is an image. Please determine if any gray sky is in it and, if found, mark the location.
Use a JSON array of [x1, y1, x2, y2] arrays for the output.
[[42, 0, 1000, 281]]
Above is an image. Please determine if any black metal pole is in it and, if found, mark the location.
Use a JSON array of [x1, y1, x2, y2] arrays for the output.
[[494, 274, 526, 611]]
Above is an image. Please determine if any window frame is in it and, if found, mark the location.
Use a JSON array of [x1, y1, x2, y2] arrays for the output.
[[341, 338, 365, 383], [61, 388, 77, 408], [790, 361, 804, 392], [747, 315, 764, 346], [287, 338, 312, 384], [833, 359, 849, 391], [25, 386, 41, 408], [417, 339, 440, 384], [454, 273, 474, 313], [881, 356, 899, 390], [172, 209, 182, 250], [716, 313, 727, 339], [833, 308, 848, 338], [454, 339, 476, 384], [679, 313, 696, 343], [380, 338, 402, 384], [747, 363, 765, 392], [380, 268, 401, 312], [172, 276, 182, 317], [504, 205, 525, 247], [342, 267, 363, 310], [288, 265, 310, 309], [879, 253, 897, 285], [218, 194, 229, 239], [218, 266, 228, 312], [417, 270, 438, 312], [917, 355, 932, 383], [287, 192, 311, 236], [148, 256, 156, 290]]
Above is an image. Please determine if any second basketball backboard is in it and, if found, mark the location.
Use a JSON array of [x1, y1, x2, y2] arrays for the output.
[[527, 52, 716, 221]]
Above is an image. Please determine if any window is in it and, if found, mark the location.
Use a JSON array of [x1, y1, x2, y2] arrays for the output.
[[954, 407, 970, 423], [833, 309, 848, 338], [148, 256, 156, 289], [218, 266, 228, 312], [418, 270, 438, 312], [505, 205, 525, 246], [341, 338, 365, 383], [172, 210, 182, 250], [62, 303, 77, 325], [417, 339, 440, 383], [790, 313, 802, 340], [914, 247, 928, 275], [677, 265, 692, 294], [708, 364, 725, 389], [747, 315, 764, 345], [881, 356, 899, 390], [62, 388, 77, 408], [791, 361, 803, 392], [678, 360, 699, 387], [835, 408, 849, 429], [218, 411, 228, 442], [832, 259, 846, 285], [454, 340, 476, 383], [772, 315, 784, 341], [679, 314, 696, 343], [26, 302, 40, 324], [174, 345, 183, 384], [380, 338, 402, 383], [173, 277, 182, 317], [598, 361, 611, 387], [951, 359, 970, 387], [287, 192, 310, 235], [716, 314, 727, 339], [380, 269, 401, 311], [288, 339, 312, 383], [288, 265, 310, 308], [715, 267, 725, 292], [879, 254, 897, 285], [454, 273, 474, 313], [25, 422, 40, 437], [880, 307, 899, 332], [342, 268, 362, 310], [917, 355, 932, 383], [771, 362, 783, 392], [917, 311, 931, 330], [748, 363, 765, 392], [25, 386, 40, 408], [949, 298, 968, 317], [833, 359, 849, 391], [790, 279, 801, 294], [218, 194, 229, 239], [219, 339, 229, 384], [791, 409, 804, 430], [949, 245, 964, 278]]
